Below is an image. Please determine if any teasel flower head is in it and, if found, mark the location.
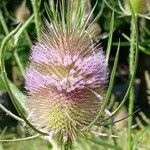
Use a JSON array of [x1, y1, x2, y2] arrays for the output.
[[15, 0, 30, 23], [25, 0, 108, 142]]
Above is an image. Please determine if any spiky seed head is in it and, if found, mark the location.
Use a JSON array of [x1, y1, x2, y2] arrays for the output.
[[25, 0, 108, 140], [15, 2, 30, 23]]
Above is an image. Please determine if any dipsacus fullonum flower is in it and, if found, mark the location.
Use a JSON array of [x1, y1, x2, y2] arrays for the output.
[[25, 0, 108, 141]]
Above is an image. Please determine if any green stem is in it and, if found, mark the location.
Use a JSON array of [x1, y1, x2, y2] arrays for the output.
[[0, 10, 9, 35], [24, 30, 32, 47], [0, 103, 24, 123], [14, 49, 25, 77], [128, 87, 135, 150], [108, 0, 139, 125], [129, 18, 135, 75], [128, 17, 136, 150], [31, 0, 41, 39]]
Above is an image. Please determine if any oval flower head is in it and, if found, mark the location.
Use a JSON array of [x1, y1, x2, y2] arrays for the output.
[[25, 0, 108, 142]]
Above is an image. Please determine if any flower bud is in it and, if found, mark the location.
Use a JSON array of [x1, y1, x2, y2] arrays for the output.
[[124, 0, 148, 14], [15, 3, 30, 23]]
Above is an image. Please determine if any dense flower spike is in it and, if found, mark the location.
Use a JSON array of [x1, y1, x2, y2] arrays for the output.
[[25, 0, 108, 140]]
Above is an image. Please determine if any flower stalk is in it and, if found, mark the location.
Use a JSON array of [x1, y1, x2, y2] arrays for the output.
[[127, 1, 139, 149], [128, 16, 137, 150]]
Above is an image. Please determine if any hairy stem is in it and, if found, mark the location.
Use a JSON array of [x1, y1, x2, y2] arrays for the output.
[[128, 16, 136, 150]]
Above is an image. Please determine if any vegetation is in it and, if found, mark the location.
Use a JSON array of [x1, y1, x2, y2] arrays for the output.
[[0, 0, 150, 149]]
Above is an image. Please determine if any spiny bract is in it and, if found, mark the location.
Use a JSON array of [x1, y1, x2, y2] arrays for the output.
[[25, 0, 108, 140]]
